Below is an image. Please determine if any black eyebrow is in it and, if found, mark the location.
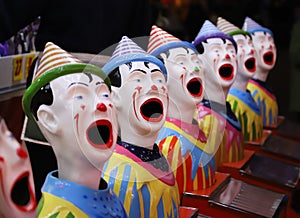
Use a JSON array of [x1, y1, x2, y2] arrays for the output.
[[68, 82, 88, 88], [130, 69, 147, 74], [96, 81, 105, 85], [151, 69, 162, 73]]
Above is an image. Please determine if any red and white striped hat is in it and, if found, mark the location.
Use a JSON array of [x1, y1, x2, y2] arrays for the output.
[[22, 42, 109, 120], [217, 17, 250, 37], [147, 25, 197, 56]]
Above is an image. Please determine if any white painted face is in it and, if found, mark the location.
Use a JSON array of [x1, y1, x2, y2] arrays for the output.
[[233, 34, 256, 79], [37, 73, 118, 169], [162, 47, 205, 107], [251, 31, 277, 71], [0, 118, 36, 218], [113, 61, 168, 135], [201, 37, 237, 89]]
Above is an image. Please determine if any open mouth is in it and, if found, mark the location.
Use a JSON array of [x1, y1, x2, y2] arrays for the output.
[[86, 120, 113, 149], [140, 98, 163, 122], [11, 172, 36, 212], [263, 51, 274, 65], [219, 64, 234, 80], [186, 78, 203, 97], [245, 57, 256, 72]]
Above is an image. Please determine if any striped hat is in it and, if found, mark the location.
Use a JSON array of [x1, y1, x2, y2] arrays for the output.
[[147, 25, 197, 56], [217, 17, 250, 37], [102, 36, 167, 77], [22, 42, 110, 120], [242, 16, 273, 37], [192, 20, 237, 50]]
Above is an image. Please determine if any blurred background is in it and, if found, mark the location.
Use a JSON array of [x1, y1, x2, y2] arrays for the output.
[[149, 0, 300, 122]]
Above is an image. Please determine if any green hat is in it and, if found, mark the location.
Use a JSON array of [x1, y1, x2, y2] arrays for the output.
[[22, 42, 110, 121]]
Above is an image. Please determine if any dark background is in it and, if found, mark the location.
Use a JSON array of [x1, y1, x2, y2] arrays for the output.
[[150, 0, 300, 122]]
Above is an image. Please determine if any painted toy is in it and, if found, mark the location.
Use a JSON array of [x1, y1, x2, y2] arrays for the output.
[[243, 17, 278, 127], [192, 20, 244, 165], [0, 117, 36, 218], [147, 25, 217, 195], [22, 42, 127, 218], [217, 17, 264, 142], [102, 36, 179, 218]]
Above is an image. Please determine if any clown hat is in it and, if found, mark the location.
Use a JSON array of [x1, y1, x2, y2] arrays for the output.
[[242, 16, 273, 37], [147, 25, 197, 56], [22, 42, 110, 120], [102, 36, 167, 76], [192, 20, 237, 50], [217, 17, 250, 37]]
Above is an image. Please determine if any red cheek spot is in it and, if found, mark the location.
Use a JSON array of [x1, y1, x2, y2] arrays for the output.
[[81, 105, 85, 110], [109, 103, 113, 108], [161, 86, 166, 93], [17, 147, 28, 159]]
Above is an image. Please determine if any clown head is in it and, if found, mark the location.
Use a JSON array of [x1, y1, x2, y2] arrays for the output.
[[103, 36, 168, 148], [22, 43, 118, 178], [0, 117, 36, 218], [193, 20, 237, 101], [217, 17, 256, 84], [242, 17, 276, 81], [148, 26, 205, 121]]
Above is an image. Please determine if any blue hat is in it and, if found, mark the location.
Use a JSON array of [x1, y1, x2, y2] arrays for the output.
[[242, 17, 274, 37], [193, 20, 237, 50], [102, 36, 167, 77]]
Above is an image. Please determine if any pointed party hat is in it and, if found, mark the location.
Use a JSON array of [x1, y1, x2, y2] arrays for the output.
[[242, 16, 273, 37], [147, 25, 197, 56], [192, 20, 237, 50], [217, 17, 250, 37], [22, 42, 110, 120], [102, 36, 167, 77]]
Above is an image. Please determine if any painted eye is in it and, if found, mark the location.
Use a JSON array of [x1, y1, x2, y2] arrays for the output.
[[102, 93, 109, 98], [157, 79, 163, 83], [75, 95, 83, 100], [136, 79, 141, 82], [228, 48, 235, 54], [9, 133, 15, 140]]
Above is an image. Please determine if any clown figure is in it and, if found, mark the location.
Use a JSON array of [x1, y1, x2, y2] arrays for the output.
[[22, 42, 127, 218], [148, 25, 216, 195], [192, 20, 244, 166], [217, 17, 264, 142], [0, 117, 36, 218], [101, 36, 179, 218], [243, 17, 278, 127]]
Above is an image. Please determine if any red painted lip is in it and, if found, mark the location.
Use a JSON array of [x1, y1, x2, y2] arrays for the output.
[[186, 77, 203, 97], [86, 120, 113, 149], [140, 98, 164, 122], [11, 172, 36, 212], [263, 51, 274, 65], [245, 57, 256, 73], [218, 64, 234, 80]]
